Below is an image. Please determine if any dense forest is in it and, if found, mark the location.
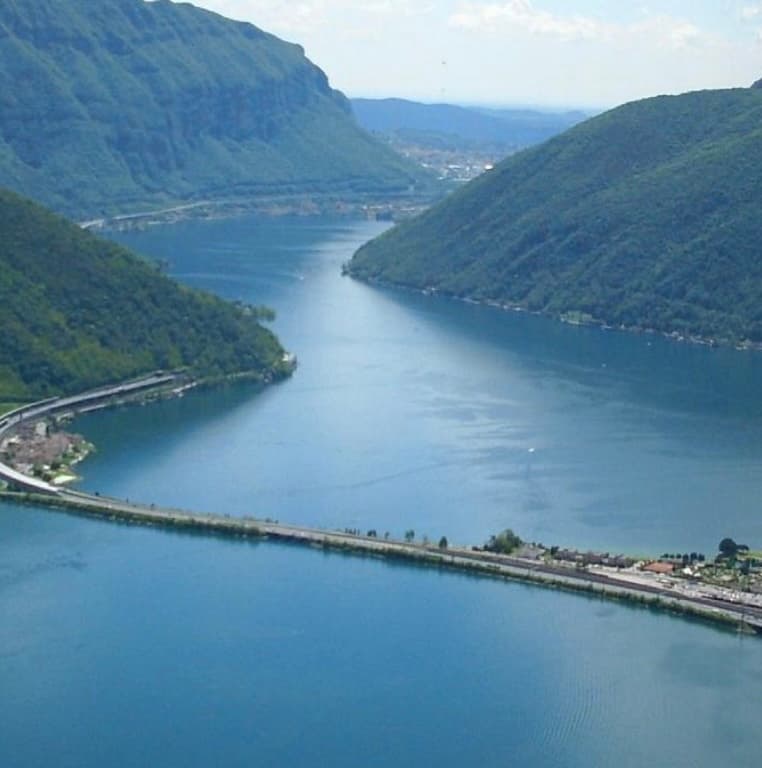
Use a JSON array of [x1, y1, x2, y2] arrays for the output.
[[0, 188, 290, 401], [0, 0, 430, 218], [349, 86, 762, 345]]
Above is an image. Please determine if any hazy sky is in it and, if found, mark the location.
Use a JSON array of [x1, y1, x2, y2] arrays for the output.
[[185, 0, 762, 107]]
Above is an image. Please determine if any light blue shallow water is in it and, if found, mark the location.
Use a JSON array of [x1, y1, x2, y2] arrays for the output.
[[3, 215, 762, 768]]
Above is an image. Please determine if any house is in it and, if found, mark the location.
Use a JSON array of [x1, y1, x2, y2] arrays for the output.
[[642, 561, 675, 575]]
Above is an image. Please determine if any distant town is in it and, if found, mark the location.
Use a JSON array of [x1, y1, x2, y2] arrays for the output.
[[383, 135, 502, 184]]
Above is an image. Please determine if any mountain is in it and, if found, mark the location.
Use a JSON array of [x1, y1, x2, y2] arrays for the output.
[[0, 188, 290, 401], [348, 86, 762, 345], [0, 0, 430, 219], [351, 98, 586, 150]]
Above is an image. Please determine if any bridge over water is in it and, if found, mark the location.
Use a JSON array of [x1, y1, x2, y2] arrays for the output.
[[2, 377, 761, 637]]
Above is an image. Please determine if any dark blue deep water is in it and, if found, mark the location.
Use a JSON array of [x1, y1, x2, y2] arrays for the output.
[[3, 216, 762, 767]]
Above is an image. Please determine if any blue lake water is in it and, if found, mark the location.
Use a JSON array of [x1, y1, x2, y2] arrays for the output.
[[3, 215, 762, 767], [82, 216, 762, 554]]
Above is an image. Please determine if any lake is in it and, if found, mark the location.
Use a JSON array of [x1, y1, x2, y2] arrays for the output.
[[2, 215, 762, 768], [83, 216, 762, 554]]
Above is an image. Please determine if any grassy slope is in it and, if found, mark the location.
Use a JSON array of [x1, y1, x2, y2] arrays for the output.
[[349, 87, 762, 343], [0, 0, 429, 218], [0, 188, 288, 400]]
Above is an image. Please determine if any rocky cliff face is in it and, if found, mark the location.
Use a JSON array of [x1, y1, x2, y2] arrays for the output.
[[0, 0, 426, 217]]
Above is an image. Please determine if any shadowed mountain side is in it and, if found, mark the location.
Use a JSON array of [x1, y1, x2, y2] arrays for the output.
[[0, 0, 431, 218]]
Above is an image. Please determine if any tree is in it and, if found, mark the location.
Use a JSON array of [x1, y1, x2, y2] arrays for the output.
[[404, 529, 415, 543], [485, 529, 522, 555], [438, 536, 448, 550], [252, 305, 276, 323], [719, 538, 738, 558]]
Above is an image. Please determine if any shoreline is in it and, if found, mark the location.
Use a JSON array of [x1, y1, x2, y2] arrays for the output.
[[0, 364, 293, 492], [79, 192, 436, 233], [346, 273, 762, 354], [83, 201, 756, 353]]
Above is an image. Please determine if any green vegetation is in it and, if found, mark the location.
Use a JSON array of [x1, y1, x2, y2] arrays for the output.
[[719, 537, 745, 559], [660, 552, 706, 564], [0, 188, 289, 399], [349, 86, 762, 345], [685, 537, 762, 590], [0, 402, 25, 417], [0, 0, 431, 218], [485, 529, 522, 555]]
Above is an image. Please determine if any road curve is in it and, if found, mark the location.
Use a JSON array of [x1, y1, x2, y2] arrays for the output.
[[0, 373, 179, 493]]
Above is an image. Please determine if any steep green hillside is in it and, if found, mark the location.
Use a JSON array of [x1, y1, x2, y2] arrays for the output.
[[0, 0, 428, 218], [0, 188, 289, 400], [349, 87, 762, 345]]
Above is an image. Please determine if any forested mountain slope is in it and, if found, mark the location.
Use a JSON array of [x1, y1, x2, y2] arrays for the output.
[[0, 188, 289, 401], [349, 87, 762, 344], [0, 0, 428, 218]]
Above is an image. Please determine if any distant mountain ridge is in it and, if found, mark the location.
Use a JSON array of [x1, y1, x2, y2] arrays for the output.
[[351, 98, 586, 150], [0, 0, 429, 218], [349, 86, 762, 345], [0, 188, 289, 400]]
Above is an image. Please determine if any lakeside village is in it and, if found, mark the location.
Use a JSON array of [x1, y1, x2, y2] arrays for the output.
[[506, 536, 762, 611], [0, 415, 93, 486], [3, 415, 762, 612]]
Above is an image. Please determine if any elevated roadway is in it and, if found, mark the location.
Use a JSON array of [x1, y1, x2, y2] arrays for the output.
[[0, 373, 179, 494]]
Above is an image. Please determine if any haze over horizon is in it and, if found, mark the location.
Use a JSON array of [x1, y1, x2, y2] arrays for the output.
[[176, 0, 762, 109]]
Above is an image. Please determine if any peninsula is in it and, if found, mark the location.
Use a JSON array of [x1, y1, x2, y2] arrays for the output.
[[0, 188, 292, 404]]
